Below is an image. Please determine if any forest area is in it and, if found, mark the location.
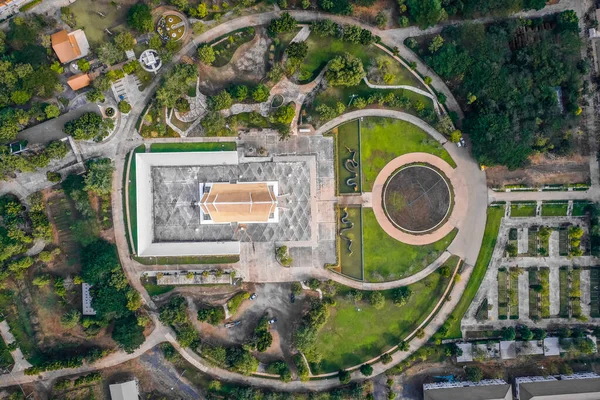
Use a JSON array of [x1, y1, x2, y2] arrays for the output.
[[413, 11, 585, 168]]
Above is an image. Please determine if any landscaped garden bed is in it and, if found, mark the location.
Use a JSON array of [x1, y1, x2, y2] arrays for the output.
[[508, 268, 520, 319], [149, 142, 237, 152], [590, 268, 600, 318], [210, 27, 256, 67], [157, 14, 186, 42], [572, 201, 591, 217], [498, 268, 508, 319], [528, 269, 540, 320], [541, 201, 568, 217], [559, 267, 569, 317], [335, 119, 361, 194], [337, 206, 363, 280], [570, 267, 582, 318], [539, 268, 550, 318]]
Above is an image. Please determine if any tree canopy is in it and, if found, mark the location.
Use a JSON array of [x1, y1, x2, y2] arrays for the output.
[[325, 53, 365, 87], [127, 3, 153, 32]]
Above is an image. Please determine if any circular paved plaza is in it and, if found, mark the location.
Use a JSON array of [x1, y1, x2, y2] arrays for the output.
[[383, 165, 452, 233]]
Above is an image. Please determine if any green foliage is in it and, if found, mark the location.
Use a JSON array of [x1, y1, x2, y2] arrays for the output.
[[175, 97, 190, 113], [251, 84, 270, 103], [63, 112, 112, 141], [226, 346, 258, 375], [380, 352, 392, 364], [501, 326, 516, 341], [197, 305, 225, 326], [197, 44, 216, 65], [127, 3, 153, 32], [84, 158, 114, 196], [465, 366, 483, 382], [86, 88, 105, 103], [293, 353, 309, 381], [369, 291, 385, 309], [209, 90, 233, 110], [406, 0, 444, 28], [44, 104, 60, 119], [271, 104, 295, 124], [268, 12, 297, 35], [391, 286, 411, 306], [227, 291, 250, 315], [118, 100, 132, 114], [201, 111, 226, 136], [232, 85, 248, 101], [338, 369, 351, 384], [156, 64, 198, 108], [425, 20, 584, 168], [360, 363, 373, 376], [267, 360, 292, 382], [76, 58, 90, 73], [114, 32, 135, 52], [60, 309, 81, 329], [325, 53, 365, 87], [97, 42, 122, 66], [285, 41, 308, 60], [252, 315, 273, 352]]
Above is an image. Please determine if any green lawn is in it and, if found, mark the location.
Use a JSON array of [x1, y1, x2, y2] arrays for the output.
[[338, 207, 363, 280], [125, 145, 145, 255], [134, 255, 240, 265], [142, 282, 175, 297], [510, 202, 537, 217], [443, 206, 504, 338], [360, 117, 455, 191], [312, 272, 450, 373], [572, 201, 591, 217], [336, 119, 361, 194], [541, 203, 568, 217], [301, 35, 423, 88], [362, 209, 457, 282], [0, 289, 37, 358], [150, 143, 237, 152], [210, 27, 256, 67]]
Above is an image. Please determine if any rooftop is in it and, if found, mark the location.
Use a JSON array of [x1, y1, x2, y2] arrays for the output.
[[109, 380, 139, 400], [51, 30, 89, 63]]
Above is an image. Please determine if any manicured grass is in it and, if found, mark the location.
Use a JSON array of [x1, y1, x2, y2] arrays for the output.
[[312, 271, 450, 373], [301, 35, 423, 88], [336, 119, 361, 194], [338, 207, 363, 280], [143, 283, 175, 297], [360, 117, 455, 191], [134, 255, 239, 265], [443, 206, 504, 339], [540, 268, 550, 318], [509, 269, 519, 319], [510, 202, 537, 217], [125, 145, 145, 255], [362, 209, 456, 282], [541, 203, 568, 217], [572, 201, 591, 217], [570, 268, 581, 317], [559, 267, 569, 317], [150, 142, 237, 152]]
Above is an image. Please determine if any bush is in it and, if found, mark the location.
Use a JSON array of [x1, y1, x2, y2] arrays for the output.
[[47, 171, 61, 182], [268, 12, 297, 35], [197, 306, 225, 326], [465, 366, 483, 382], [360, 363, 373, 376], [267, 360, 292, 382], [118, 101, 132, 114], [291, 282, 302, 295], [338, 369, 351, 384], [227, 292, 250, 315], [276, 245, 292, 266], [380, 352, 393, 364], [252, 84, 270, 103], [325, 53, 365, 87]]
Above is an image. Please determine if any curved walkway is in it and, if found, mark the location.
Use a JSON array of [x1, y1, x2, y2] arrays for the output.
[[363, 77, 435, 100]]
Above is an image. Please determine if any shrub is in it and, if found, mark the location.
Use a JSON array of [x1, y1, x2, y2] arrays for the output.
[[360, 363, 373, 376], [197, 306, 226, 326], [380, 352, 392, 364], [227, 292, 250, 315], [47, 171, 61, 182], [252, 84, 270, 103], [276, 246, 292, 266], [338, 369, 351, 384], [118, 101, 132, 114], [291, 282, 302, 295], [197, 44, 216, 65], [268, 12, 297, 35]]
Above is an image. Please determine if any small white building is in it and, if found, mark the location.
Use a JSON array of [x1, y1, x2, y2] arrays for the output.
[[82, 283, 96, 316], [109, 379, 139, 400]]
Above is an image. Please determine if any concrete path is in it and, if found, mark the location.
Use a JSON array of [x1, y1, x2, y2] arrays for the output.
[[0, 321, 32, 373]]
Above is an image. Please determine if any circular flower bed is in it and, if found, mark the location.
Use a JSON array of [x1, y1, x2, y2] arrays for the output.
[[105, 107, 115, 117], [157, 14, 185, 41], [383, 164, 452, 233]]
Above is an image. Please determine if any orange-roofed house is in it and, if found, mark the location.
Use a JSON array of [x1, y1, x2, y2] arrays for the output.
[[67, 73, 91, 91], [199, 182, 279, 224], [51, 29, 90, 64]]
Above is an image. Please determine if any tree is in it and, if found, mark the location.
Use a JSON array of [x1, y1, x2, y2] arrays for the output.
[[501, 326, 516, 341], [232, 85, 248, 101], [311, 19, 338, 37], [251, 84, 270, 102], [64, 112, 108, 140], [272, 104, 295, 124], [533, 328, 546, 340], [201, 111, 226, 136], [118, 100, 131, 114], [291, 282, 302, 295], [209, 90, 233, 111], [197, 44, 216, 65], [44, 104, 60, 119], [338, 369, 351, 384], [428, 34, 444, 53], [360, 364, 373, 376], [84, 158, 114, 195], [32, 274, 51, 287], [226, 347, 258, 375], [112, 314, 145, 353], [156, 64, 198, 108], [97, 42, 122, 66], [375, 12, 387, 29], [196, 3, 208, 18], [285, 41, 308, 60], [369, 291, 385, 309], [398, 16, 409, 27], [175, 97, 190, 113], [77, 58, 90, 73], [465, 366, 483, 382], [127, 3, 153, 32], [391, 286, 411, 306], [439, 265, 452, 277], [11, 90, 31, 105], [406, 0, 444, 29], [114, 32, 135, 52], [126, 289, 142, 311], [380, 352, 392, 364], [325, 53, 365, 87], [60, 309, 81, 329], [557, 10, 579, 33], [268, 13, 297, 35], [398, 341, 409, 351], [518, 325, 533, 341], [86, 88, 105, 103], [450, 130, 462, 143]]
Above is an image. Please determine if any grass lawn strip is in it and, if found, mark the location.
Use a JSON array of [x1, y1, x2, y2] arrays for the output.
[[572, 201, 591, 217], [210, 27, 256, 67], [360, 117, 455, 192], [362, 208, 456, 282], [540, 268, 550, 318], [511, 202, 537, 217], [541, 202, 568, 217], [559, 267, 569, 317], [125, 145, 145, 255], [590, 268, 600, 318], [509, 268, 519, 319], [443, 206, 504, 338], [312, 269, 450, 373], [570, 268, 582, 317], [150, 142, 237, 152]]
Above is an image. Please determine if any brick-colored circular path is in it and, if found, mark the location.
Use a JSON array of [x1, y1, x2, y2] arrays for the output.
[[371, 152, 468, 245]]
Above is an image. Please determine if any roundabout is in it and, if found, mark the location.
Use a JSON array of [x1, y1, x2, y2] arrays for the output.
[[383, 164, 453, 234]]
